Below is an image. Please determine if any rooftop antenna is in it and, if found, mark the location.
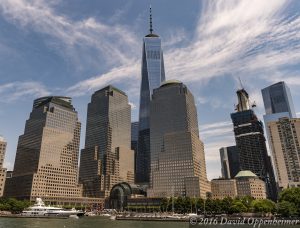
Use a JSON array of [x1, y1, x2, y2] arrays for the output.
[[238, 76, 244, 90], [149, 5, 153, 34]]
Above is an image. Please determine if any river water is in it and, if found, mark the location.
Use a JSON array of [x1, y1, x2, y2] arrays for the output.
[[0, 217, 189, 228], [1, 217, 300, 228]]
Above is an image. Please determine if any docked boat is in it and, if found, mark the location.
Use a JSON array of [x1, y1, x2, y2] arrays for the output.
[[21, 198, 85, 218]]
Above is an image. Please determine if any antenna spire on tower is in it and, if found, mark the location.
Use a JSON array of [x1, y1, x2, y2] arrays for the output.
[[149, 5, 153, 34], [238, 76, 244, 90]]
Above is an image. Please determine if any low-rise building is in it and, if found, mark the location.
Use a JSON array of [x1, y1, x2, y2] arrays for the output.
[[211, 171, 267, 199], [211, 179, 237, 199], [235, 171, 267, 199]]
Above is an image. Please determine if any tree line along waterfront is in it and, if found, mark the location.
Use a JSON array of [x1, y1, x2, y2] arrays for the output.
[[0, 198, 86, 214], [159, 187, 300, 217], [0, 187, 299, 218]]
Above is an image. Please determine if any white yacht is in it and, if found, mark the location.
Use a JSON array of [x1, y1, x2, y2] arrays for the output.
[[21, 198, 85, 218]]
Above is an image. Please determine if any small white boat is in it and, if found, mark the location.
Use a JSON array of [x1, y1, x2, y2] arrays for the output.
[[85, 212, 97, 216], [100, 213, 111, 217], [110, 215, 116, 220], [21, 198, 85, 218]]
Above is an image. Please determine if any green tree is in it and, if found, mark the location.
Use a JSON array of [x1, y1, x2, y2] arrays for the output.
[[204, 198, 214, 214], [251, 199, 276, 213], [279, 187, 300, 216], [277, 201, 298, 217], [221, 197, 233, 214], [183, 197, 192, 213], [240, 196, 254, 212], [196, 198, 204, 214], [160, 198, 169, 212], [213, 199, 223, 214], [8, 198, 29, 213], [190, 198, 198, 214], [229, 201, 247, 213], [174, 197, 185, 213]]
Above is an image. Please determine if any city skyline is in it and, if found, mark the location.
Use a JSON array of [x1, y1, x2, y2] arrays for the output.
[[1, 1, 300, 180]]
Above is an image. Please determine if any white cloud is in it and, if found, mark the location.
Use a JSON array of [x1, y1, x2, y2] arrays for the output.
[[199, 120, 236, 179], [1, 0, 299, 101], [1, 0, 300, 180], [163, 27, 188, 48], [204, 136, 236, 180], [200, 121, 233, 140], [3, 160, 13, 171], [66, 62, 139, 97], [0, 0, 140, 68], [164, 0, 300, 85], [201, 121, 232, 131], [0, 81, 50, 103]]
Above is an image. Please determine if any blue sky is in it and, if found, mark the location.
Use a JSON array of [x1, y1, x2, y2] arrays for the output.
[[0, 0, 300, 179]]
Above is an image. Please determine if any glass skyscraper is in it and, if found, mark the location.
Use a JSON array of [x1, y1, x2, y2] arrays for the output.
[[79, 86, 134, 198], [219, 146, 240, 179], [4, 96, 83, 200], [262, 81, 296, 118], [262, 82, 297, 189], [231, 89, 278, 200], [148, 81, 210, 198], [136, 8, 165, 184]]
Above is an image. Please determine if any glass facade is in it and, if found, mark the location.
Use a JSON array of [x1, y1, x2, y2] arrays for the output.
[[148, 82, 210, 198], [139, 37, 165, 131], [4, 96, 83, 200], [136, 34, 165, 184], [231, 88, 277, 200], [220, 146, 240, 179], [79, 86, 134, 198], [262, 81, 296, 118], [231, 109, 278, 200]]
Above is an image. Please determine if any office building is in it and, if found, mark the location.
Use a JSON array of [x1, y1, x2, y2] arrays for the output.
[[148, 81, 210, 198], [211, 179, 237, 199], [136, 7, 166, 184], [4, 97, 83, 201], [267, 117, 300, 188], [79, 86, 134, 198], [0, 136, 7, 196], [219, 146, 240, 179], [262, 82, 297, 188], [131, 122, 139, 151], [131, 122, 139, 174], [231, 88, 277, 200], [235, 171, 267, 199], [262, 81, 296, 118]]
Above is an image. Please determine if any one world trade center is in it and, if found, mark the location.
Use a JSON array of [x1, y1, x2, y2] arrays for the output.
[[135, 7, 165, 184]]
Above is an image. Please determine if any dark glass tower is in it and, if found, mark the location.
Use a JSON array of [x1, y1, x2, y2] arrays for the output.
[[136, 7, 165, 184], [231, 88, 278, 200], [79, 86, 134, 198], [262, 81, 296, 118], [219, 146, 240, 179], [131, 122, 139, 175]]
